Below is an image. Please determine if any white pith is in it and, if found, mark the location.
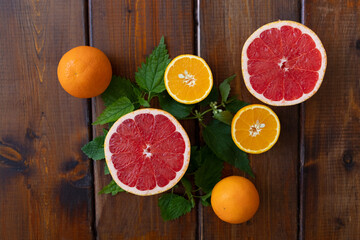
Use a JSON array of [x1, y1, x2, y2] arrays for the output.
[[178, 70, 196, 87], [249, 120, 265, 137], [104, 108, 191, 196], [231, 104, 280, 154], [278, 57, 289, 71], [164, 54, 213, 104], [241, 20, 327, 106]]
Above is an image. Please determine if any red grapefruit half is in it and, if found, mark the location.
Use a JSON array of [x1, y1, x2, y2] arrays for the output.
[[104, 108, 191, 196], [242, 20, 327, 106]]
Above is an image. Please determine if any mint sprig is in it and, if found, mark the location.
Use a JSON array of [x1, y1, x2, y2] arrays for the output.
[[226, 98, 249, 114], [81, 135, 106, 160], [203, 120, 254, 177], [104, 163, 110, 175], [102, 76, 138, 106], [219, 74, 236, 103], [194, 146, 223, 193], [213, 110, 234, 125], [93, 97, 134, 125], [135, 36, 171, 97], [158, 193, 193, 221], [82, 37, 254, 222], [99, 180, 124, 196], [159, 92, 194, 119]]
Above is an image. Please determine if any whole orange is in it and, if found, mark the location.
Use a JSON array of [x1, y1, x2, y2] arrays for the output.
[[211, 176, 259, 224], [57, 46, 112, 98]]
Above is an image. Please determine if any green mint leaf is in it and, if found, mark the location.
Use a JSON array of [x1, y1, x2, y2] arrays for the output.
[[99, 180, 124, 196], [158, 92, 194, 119], [213, 110, 234, 125], [138, 96, 150, 107], [181, 178, 195, 208], [200, 191, 212, 207], [135, 37, 170, 94], [93, 97, 134, 125], [102, 76, 137, 106], [194, 146, 223, 193], [104, 162, 110, 175], [186, 146, 202, 174], [108, 122, 115, 129], [203, 120, 254, 177], [158, 193, 193, 221], [219, 75, 236, 103], [103, 129, 109, 135], [132, 83, 142, 97], [200, 86, 219, 106], [81, 135, 105, 160], [181, 177, 192, 194], [226, 98, 249, 114]]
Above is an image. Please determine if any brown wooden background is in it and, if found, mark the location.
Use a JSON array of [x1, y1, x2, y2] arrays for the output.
[[0, 0, 359, 239]]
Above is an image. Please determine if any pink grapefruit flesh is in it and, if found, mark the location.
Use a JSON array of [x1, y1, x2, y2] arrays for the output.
[[104, 108, 191, 196], [242, 20, 327, 106]]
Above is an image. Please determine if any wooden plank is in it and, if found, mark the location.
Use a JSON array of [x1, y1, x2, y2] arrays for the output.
[[303, 1, 360, 238], [200, 1, 300, 238], [90, 1, 197, 239], [0, 0, 93, 239]]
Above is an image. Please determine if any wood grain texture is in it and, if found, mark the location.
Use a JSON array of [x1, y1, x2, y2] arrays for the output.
[[200, 1, 300, 239], [0, 0, 93, 239], [303, 0, 360, 239], [90, 1, 196, 239]]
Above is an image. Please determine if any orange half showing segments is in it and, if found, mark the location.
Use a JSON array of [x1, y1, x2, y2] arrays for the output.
[[164, 54, 213, 104], [231, 104, 280, 154]]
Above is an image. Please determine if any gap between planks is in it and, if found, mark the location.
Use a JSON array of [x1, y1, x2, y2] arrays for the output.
[[83, 0, 97, 239], [194, 0, 203, 239], [298, 1, 306, 240]]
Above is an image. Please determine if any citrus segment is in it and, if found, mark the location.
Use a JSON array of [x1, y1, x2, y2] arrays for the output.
[[242, 20, 327, 106], [231, 104, 280, 154], [104, 108, 191, 196], [164, 54, 213, 104]]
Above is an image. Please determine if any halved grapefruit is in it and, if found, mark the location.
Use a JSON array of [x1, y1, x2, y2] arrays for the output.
[[242, 20, 327, 106], [104, 108, 191, 196]]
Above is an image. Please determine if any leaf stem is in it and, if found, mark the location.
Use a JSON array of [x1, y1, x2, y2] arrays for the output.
[[190, 103, 224, 121], [192, 187, 201, 192], [182, 116, 199, 120], [199, 121, 207, 128], [200, 108, 213, 116]]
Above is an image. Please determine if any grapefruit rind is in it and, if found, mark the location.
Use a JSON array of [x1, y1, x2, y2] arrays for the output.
[[231, 104, 280, 154], [104, 108, 191, 196], [164, 54, 213, 104], [241, 20, 327, 106]]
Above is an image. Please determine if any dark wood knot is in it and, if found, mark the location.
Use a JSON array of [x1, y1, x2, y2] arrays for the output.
[[0, 141, 28, 172], [26, 128, 39, 140], [356, 39, 360, 50], [61, 159, 79, 172], [335, 217, 345, 230], [342, 150, 354, 170]]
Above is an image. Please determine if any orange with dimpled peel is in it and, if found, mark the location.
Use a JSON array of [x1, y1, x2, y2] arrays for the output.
[[211, 176, 260, 224], [57, 46, 112, 98]]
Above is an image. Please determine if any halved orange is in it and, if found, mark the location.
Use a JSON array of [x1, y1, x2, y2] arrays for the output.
[[231, 104, 280, 154], [164, 54, 213, 104]]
